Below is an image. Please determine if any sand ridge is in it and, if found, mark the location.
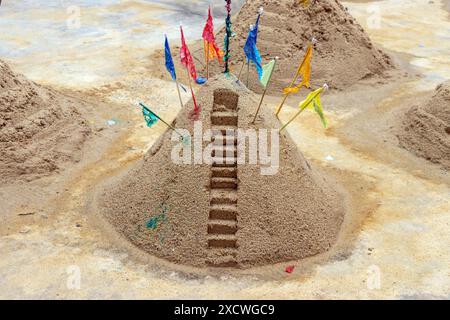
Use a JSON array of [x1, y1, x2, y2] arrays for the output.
[[397, 81, 450, 170], [0, 60, 91, 183]]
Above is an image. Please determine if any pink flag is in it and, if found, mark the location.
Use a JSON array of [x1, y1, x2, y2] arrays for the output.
[[180, 26, 197, 81]]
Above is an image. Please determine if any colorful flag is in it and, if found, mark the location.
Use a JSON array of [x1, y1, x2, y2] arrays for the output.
[[283, 44, 313, 94], [223, 0, 232, 74], [244, 25, 263, 79], [164, 36, 176, 81], [180, 26, 197, 81], [140, 103, 159, 128], [202, 7, 223, 63], [260, 59, 276, 88], [299, 86, 328, 128]]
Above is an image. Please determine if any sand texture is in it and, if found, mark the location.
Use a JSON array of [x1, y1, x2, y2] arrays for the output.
[[153, 0, 394, 95], [98, 76, 346, 268], [397, 81, 450, 170], [0, 60, 91, 183]]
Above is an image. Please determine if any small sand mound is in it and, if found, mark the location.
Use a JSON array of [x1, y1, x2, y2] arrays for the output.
[[97, 76, 346, 269], [192, 0, 394, 94], [0, 60, 91, 183], [397, 81, 450, 169]]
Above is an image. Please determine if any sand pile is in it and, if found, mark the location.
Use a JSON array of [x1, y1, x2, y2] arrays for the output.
[[98, 76, 346, 268], [183, 0, 393, 94], [0, 60, 91, 183], [397, 81, 450, 170]]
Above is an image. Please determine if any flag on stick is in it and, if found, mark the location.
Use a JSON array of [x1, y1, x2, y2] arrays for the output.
[[252, 57, 278, 123], [165, 36, 184, 110], [202, 6, 223, 68], [260, 58, 277, 88], [139, 102, 184, 138], [164, 36, 177, 81], [275, 40, 315, 116], [279, 84, 328, 132], [180, 26, 197, 81], [141, 103, 159, 128], [244, 24, 263, 79], [180, 26, 201, 118]]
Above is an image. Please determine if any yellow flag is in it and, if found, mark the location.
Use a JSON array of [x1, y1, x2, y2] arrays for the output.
[[283, 44, 313, 94], [299, 87, 328, 128]]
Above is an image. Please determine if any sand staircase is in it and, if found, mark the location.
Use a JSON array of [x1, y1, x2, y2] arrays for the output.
[[207, 89, 239, 267]]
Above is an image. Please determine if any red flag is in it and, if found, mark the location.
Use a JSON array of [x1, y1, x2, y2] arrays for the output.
[[202, 7, 223, 63], [180, 26, 197, 81]]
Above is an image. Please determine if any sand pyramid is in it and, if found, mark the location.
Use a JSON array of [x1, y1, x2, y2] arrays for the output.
[[0, 60, 91, 183], [98, 76, 345, 268], [191, 0, 393, 94], [397, 81, 450, 170]]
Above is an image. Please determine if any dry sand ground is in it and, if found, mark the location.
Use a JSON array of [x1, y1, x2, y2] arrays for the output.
[[0, 0, 449, 299]]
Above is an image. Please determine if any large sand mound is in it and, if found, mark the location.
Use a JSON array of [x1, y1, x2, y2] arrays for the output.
[[97, 76, 346, 268], [193, 0, 394, 94], [397, 81, 450, 170], [0, 60, 91, 183]]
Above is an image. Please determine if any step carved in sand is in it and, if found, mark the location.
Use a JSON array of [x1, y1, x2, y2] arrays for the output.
[[208, 220, 238, 235], [207, 88, 239, 266], [212, 157, 237, 167], [208, 234, 237, 248], [209, 204, 238, 220], [211, 167, 237, 179], [211, 111, 238, 126], [211, 177, 237, 189], [212, 146, 238, 158], [213, 88, 239, 111], [210, 189, 237, 204], [212, 135, 237, 146]]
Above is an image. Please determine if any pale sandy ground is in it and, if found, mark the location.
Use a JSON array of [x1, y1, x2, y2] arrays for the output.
[[0, 0, 449, 299]]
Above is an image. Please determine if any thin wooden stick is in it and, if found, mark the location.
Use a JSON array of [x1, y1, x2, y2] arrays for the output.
[[252, 58, 278, 123], [174, 79, 183, 109], [275, 40, 315, 116], [206, 42, 210, 79], [246, 60, 250, 87], [237, 60, 246, 82], [275, 73, 300, 117], [138, 102, 183, 137], [278, 88, 323, 132]]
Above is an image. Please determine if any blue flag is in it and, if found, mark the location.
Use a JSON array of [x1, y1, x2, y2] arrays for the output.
[[165, 36, 176, 81], [140, 103, 159, 128], [243, 26, 263, 79]]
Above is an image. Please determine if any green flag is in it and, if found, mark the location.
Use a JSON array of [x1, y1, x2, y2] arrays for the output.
[[260, 59, 276, 88], [140, 103, 159, 127]]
